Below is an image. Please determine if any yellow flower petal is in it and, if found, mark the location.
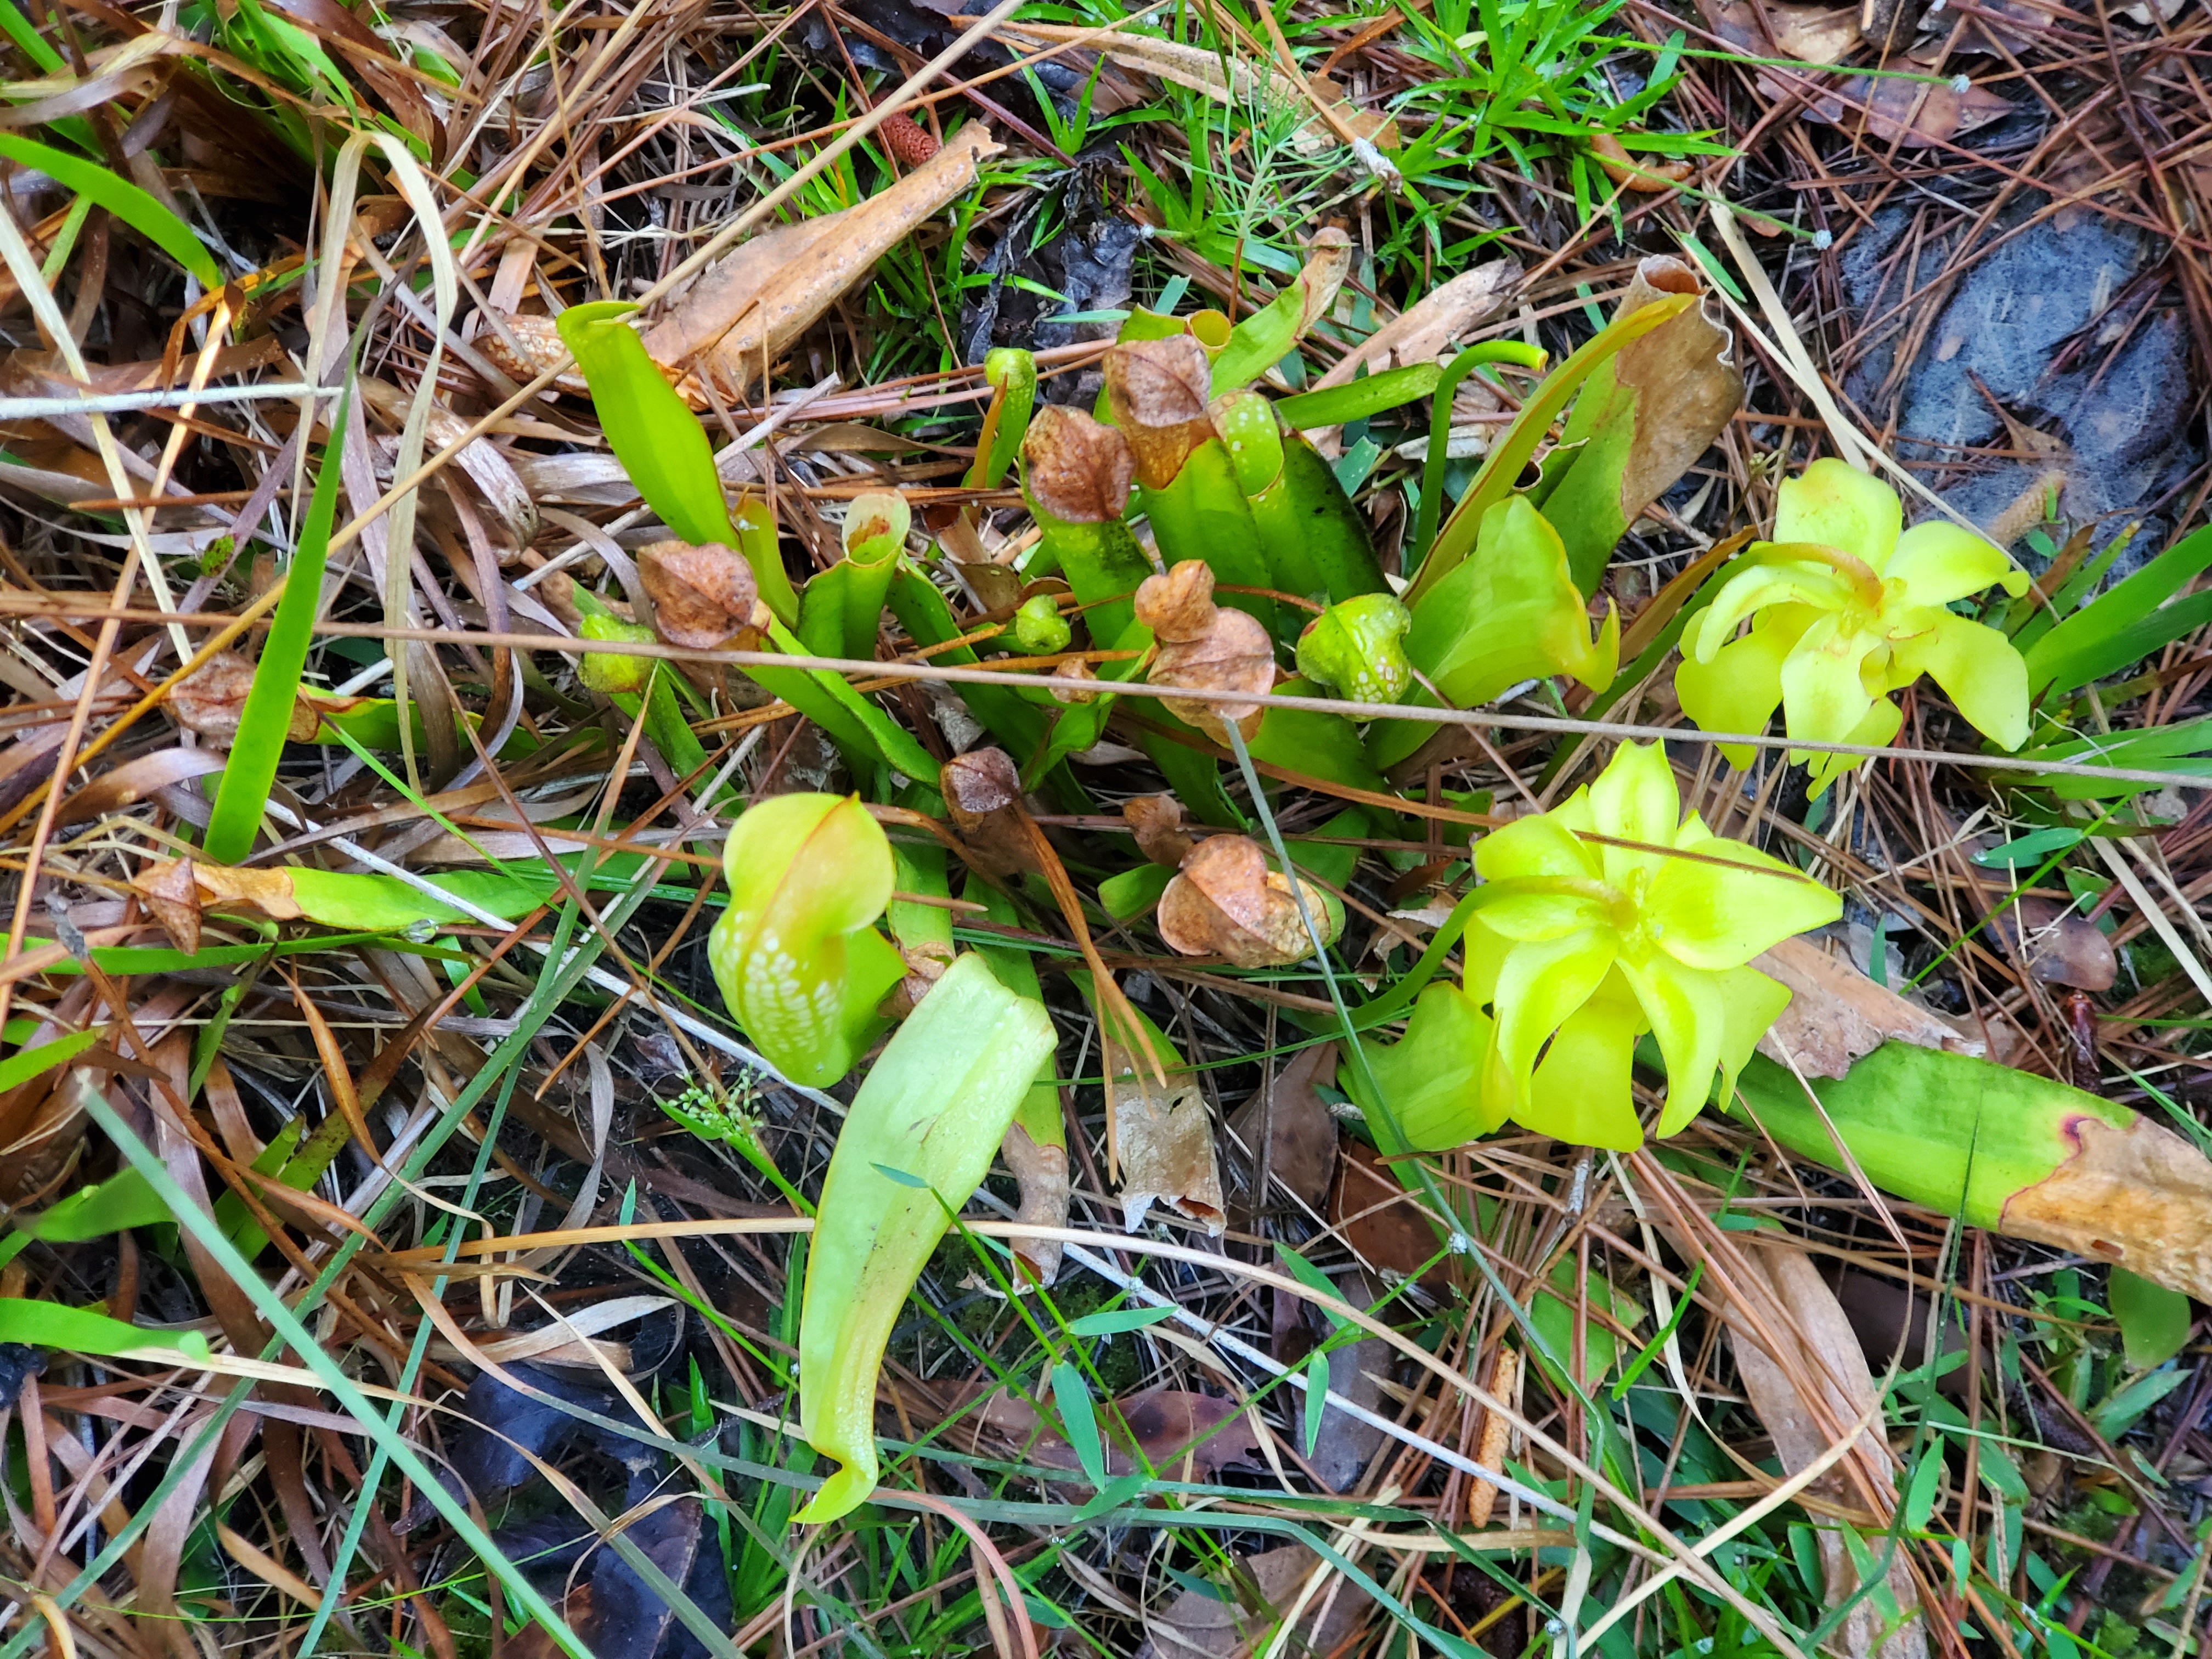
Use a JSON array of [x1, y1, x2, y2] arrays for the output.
[[1674, 609, 1807, 768], [1484, 929, 1617, 1117], [1884, 521, 2028, 606], [1778, 613, 1881, 748], [1889, 614, 2031, 751], [1774, 458, 1900, 567], [1709, 964, 1792, 1122], [1643, 840, 1843, 970], [1587, 740, 1679, 888], [1616, 954, 1726, 1134], [1477, 888, 1613, 942], [1475, 804, 1600, 885], [1349, 983, 1504, 1154], [1695, 562, 1858, 653], [1801, 694, 1901, 797], [1519, 975, 1647, 1150]]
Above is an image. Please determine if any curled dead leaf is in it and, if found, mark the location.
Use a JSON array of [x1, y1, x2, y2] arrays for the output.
[[1587, 132, 1693, 192], [1138, 1544, 1373, 1659], [1137, 562, 1276, 742], [1988, 897, 2116, 991], [643, 125, 1002, 400], [1158, 835, 1330, 969], [172, 651, 322, 743], [1103, 336, 1218, 489], [132, 859, 306, 955], [636, 539, 765, 651], [1023, 405, 1136, 523], [1124, 794, 1195, 867], [1107, 1040, 1225, 1235], [1001, 1120, 1069, 1286]]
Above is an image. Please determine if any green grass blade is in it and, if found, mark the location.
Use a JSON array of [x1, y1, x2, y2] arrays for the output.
[[202, 384, 351, 864], [0, 135, 219, 286]]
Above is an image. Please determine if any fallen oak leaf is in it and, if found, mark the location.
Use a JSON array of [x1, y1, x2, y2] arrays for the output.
[[1753, 934, 1983, 1080]]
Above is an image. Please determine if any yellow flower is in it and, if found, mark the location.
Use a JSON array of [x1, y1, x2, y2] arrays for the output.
[[1463, 742, 1840, 1149], [1675, 460, 2032, 794]]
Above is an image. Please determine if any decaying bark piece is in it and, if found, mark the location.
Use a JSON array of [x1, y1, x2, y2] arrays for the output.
[[643, 125, 1002, 400], [1754, 934, 1983, 1079], [1001, 1118, 1070, 1286]]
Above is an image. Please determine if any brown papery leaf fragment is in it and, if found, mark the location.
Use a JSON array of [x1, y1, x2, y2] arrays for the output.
[[1157, 835, 1325, 969], [1103, 336, 1217, 489], [941, 747, 1039, 878], [1023, 405, 1136, 523], [1607, 257, 1745, 530], [133, 860, 307, 955], [1715, 1237, 1927, 1659], [1587, 132, 1692, 192], [1307, 259, 1521, 393], [1988, 897, 2117, 991], [1702, 0, 1861, 61], [644, 124, 1002, 400], [1138, 1544, 1373, 1659], [1328, 1139, 1451, 1288], [1136, 561, 1276, 742], [1001, 1119, 1069, 1286], [172, 651, 323, 743], [943, 1384, 1260, 1478], [1107, 1039, 1224, 1236], [1225, 1040, 1338, 1214], [1124, 794, 1194, 867], [1754, 934, 1983, 1080], [637, 540, 764, 651]]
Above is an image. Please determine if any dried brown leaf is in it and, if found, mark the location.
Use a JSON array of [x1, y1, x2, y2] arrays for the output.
[[1769, 65, 2013, 145], [1705, 0, 1863, 59], [643, 124, 1002, 399], [637, 539, 764, 651], [1607, 257, 1745, 528], [1328, 1139, 1449, 1287], [1720, 1239, 1927, 1659], [1023, 405, 1136, 523], [1988, 897, 2117, 991], [1754, 934, 1985, 1079], [1307, 260, 1522, 393], [1125, 794, 1195, 867], [1225, 1040, 1339, 1213], [1002, 1119, 1069, 1286], [1108, 1041, 1225, 1235], [949, 1384, 1261, 1477], [1138, 1544, 1373, 1659], [58, 747, 225, 826], [172, 651, 323, 742], [1158, 836, 1326, 969]]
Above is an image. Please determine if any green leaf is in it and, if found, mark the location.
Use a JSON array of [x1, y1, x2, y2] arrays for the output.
[[1972, 827, 2084, 869], [1052, 1360, 1108, 1486], [1065, 1305, 1177, 1337], [204, 383, 351, 865], [2026, 523, 2212, 696], [0, 136, 218, 287], [1273, 363, 1441, 430], [0, 1296, 210, 1362], [15, 1167, 168, 1241], [1904, 1447, 1944, 1531], [797, 952, 1057, 1521], [1303, 1348, 1330, 1455], [2109, 1267, 2193, 1370], [0, 1029, 99, 1093], [557, 302, 738, 549]]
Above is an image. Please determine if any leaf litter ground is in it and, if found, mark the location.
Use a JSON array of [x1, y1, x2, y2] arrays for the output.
[[0, 2, 2207, 1658]]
